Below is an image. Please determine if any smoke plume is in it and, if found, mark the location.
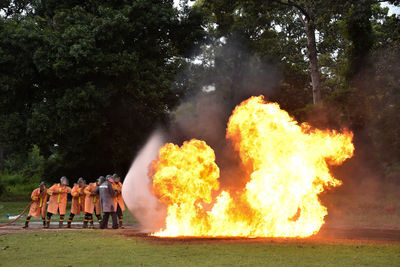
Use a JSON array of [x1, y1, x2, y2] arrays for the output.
[[122, 131, 167, 232], [123, 41, 283, 232]]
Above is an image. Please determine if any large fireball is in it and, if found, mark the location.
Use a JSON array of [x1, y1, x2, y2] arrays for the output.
[[151, 96, 354, 237]]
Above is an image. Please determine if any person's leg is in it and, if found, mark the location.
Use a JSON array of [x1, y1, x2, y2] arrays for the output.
[[23, 216, 31, 228], [101, 213, 109, 229], [95, 213, 102, 225], [111, 212, 118, 229], [83, 213, 89, 228], [67, 213, 75, 228], [45, 212, 53, 228], [94, 208, 102, 226], [42, 216, 46, 227], [116, 205, 124, 228], [87, 213, 95, 228], [59, 213, 65, 228]]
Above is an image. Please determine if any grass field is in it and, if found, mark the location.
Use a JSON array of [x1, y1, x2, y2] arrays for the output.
[[0, 202, 136, 224], [0, 231, 399, 266], [1, 202, 400, 266]]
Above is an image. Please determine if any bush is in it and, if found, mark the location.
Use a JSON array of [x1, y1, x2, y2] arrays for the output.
[[0, 171, 41, 201], [0, 145, 45, 201]]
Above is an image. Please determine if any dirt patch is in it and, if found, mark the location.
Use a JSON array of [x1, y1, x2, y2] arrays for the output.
[[120, 227, 400, 245], [0, 222, 139, 235], [2, 223, 400, 245]]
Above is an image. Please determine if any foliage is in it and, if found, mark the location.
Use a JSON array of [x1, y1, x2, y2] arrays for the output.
[[1, 0, 400, 189], [0, 172, 40, 201], [0, 145, 44, 200], [0, 0, 207, 182]]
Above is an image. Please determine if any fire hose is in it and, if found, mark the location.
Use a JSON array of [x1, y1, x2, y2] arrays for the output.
[[0, 201, 32, 227]]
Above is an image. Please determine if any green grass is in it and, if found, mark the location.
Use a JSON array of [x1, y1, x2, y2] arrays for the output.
[[0, 231, 399, 266], [0, 202, 136, 224]]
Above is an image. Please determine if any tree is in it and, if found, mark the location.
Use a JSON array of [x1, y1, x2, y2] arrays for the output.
[[271, 0, 400, 104], [0, 0, 207, 180], [270, 0, 323, 104]]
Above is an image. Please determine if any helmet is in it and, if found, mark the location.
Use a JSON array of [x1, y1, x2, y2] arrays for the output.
[[60, 176, 69, 185], [39, 181, 46, 187], [113, 173, 121, 182], [98, 176, 105, 184], [77, 177, 84, 183]]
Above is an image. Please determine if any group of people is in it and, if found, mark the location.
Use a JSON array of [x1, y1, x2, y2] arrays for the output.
[[23, 174, 125, 230]]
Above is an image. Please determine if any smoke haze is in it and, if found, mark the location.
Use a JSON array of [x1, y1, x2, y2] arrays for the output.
[[123, 41, 400, 234]]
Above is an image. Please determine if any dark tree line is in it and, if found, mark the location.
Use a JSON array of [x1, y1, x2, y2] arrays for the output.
[[0, 0, 206, 181], [0, 0, 400, 185]]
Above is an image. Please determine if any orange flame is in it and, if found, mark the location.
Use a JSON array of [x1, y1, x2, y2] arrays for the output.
[[151, 96, 354, 237]]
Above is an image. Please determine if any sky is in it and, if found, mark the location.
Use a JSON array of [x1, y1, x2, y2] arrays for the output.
[[173, 0, 400, 15], [1, 1, 399, 16], [382, 2, 400, 15]]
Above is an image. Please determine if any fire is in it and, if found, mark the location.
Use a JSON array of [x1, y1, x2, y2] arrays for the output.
[[151, 96, 354, 237]]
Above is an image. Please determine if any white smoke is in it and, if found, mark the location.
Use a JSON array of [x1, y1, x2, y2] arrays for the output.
[[122, 130, 167, 232]]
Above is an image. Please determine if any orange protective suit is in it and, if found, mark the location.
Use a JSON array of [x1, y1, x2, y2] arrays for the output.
[[28, 187, 48, 218], [84, 183, 101, 215], [47, 183, 71, 215], [71, 184, 86, 215], [112, 182, 125, 211]]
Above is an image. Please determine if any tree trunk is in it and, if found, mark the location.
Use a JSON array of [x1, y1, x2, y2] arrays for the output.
[[305, 19, 322, 104], [275, 1, 322, 104]]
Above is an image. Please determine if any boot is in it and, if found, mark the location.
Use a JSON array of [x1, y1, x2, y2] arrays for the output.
[[23, 216, 31, 228], [67, 214, 74, 228], [83, 220, 88, 229], [119, 220, 124, 229], [42, 218, 46, 228], [89, 216, 94, 229], [44, 219, 50, 229], [59, 215, 65, 228], [97, 215, 102, 227]]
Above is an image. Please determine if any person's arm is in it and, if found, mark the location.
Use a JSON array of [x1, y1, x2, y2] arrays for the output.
[[71, 185, 79, 197], [95, 186, 100, 194], [91, 185, 97, 196], [84, 186, 91, 195], [116, 183, 122, 195], [47, 185, 56, 195], [107, 182, 116, 196], [40, 189, 48, 199], [31, 189, 39, 201]]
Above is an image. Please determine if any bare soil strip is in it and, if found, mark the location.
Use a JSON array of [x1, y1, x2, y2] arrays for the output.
[[120, 226, 400, 245], [2, 223, 400, 245]]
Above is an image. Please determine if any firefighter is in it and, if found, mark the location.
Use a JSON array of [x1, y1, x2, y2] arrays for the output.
[[96, 175, 118, 229], [112, 173, 125, 228], [67, 178, 86, 228], [83, 177, 102, 228], [23, 181, 48, 228], [46, 176, 71, 228]]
